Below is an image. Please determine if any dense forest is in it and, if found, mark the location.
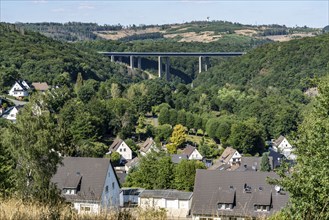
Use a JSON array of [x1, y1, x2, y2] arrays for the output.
[[0, 22, 328, 219]]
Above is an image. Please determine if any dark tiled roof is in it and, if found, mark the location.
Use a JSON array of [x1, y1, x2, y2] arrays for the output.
[[269, 149, 285, 168], [235, 157, 274, 172], [115, 172, 127, 185], [139, 189, 193, 200], [51, 157, 114, 202], [171, 154, 188, 164], [182, 145, 196, 157], [125, 157, 140, 168], [139, 138, 155, 153], [121, 188, 144, 196], [109, 138, 124, 151], [192, 170, 289, 218]]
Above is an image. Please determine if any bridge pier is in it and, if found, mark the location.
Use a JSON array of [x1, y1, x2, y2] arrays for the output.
[[111, 55, 115, 62], [158, 56, 163, 78], [199, 56, 210, 73], [138, 57, 142, 69], [165, 57, 170, 81], [130, 56, 134, 69]]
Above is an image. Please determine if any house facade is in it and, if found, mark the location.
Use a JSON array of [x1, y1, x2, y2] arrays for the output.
[[182, 145, 203, 160], [120, 188, 144, 207], [208, 147, 241, 170], [1, 105, 24, 122], [139, 137, 158, 156], [139, 189, 193, 219], [109, 138, 133, 161], [191, 170, 289, 220], [51, 157, 120, 214], [272, 136, 296, 160], [8, 80, 30, 98]]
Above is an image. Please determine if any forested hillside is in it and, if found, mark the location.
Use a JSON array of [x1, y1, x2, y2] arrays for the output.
[[0, 23, 142, 92], [195, 33, 329, 90]]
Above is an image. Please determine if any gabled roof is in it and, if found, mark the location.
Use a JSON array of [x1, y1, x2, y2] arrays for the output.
[[220, 147, 238, 163], [139, 137, 155, 153], [192, 170, 289, 218], [32, 82, 49, 91], [269, 149, 285, 168], [109, 138, 124, 151], [51, 157, 116, 202], [235, 157, 274, 172], [182, 145, 197, 157], [273, 135, 285, 147], [171, 154, 188, 164], [14, 80, 29, 91], [139, 189, 193, 200]]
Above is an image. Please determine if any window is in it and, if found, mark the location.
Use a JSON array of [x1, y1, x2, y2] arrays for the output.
[[120, 149, 122, 152], [108, 172, 111, 177], [112, 182, 115, 189], [123, 148, 126, 152], [105, 186, 109, 192], [218, 203, 232, 210], [255, 205, 269, 212], [80, 205, 91, 213]]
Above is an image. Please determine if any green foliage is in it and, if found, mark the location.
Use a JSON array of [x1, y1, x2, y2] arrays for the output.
[[0, 104, 63, 202], [155, 124, 173, 142], [228, 118, 265, 154], [108, 151, 121, 166], [260, 152, 271, 171], [124, 151, 174, 189], [158, 107, 170, 125], [275, 77, 329, 220], [173, 159, 206, 191]]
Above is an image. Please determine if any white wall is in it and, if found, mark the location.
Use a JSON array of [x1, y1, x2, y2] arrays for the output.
[[189, 149, 203, 160], [6, 107, 18, 121], [116, 141, 132, 160], [9, 82, 29, 97], [139, 197, 191, 218], [101, 163, 120, 211], [73, 202, 100, 214]]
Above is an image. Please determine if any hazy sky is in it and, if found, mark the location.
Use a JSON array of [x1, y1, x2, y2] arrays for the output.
[[1, 0, 328, 28]]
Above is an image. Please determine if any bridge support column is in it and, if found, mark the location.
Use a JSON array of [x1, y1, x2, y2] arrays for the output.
[[165, 57, 170, 81], [199, 56, 203, 73], [138, 57, 142, 69], [205, 57, 209, 71], [111, 55, 115, 62], [130, 56, 134, 69], [158, 56, 163, 78]]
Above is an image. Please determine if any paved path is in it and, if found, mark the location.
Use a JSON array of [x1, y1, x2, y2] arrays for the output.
[[0, 96, 28, 106]]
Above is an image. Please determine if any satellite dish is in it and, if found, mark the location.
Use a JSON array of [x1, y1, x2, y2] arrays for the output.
[[275, 185, 281, 192]]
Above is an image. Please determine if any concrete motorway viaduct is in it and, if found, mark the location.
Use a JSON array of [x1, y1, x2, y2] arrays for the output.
[[99, 52, 246, 81]]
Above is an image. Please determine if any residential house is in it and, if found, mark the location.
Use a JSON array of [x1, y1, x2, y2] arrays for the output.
[[32, 82, 50, 92], [272, 136, 296, 160], [120, 188, 144, 207], [208, 147, 241, 170], [109, 138, 133, 162], [235, 157, 274, 172], [269, 149, 285, 168], [125, 157, 140, 173], [182, 145, 203, 160], [191, 170, 289, 220], [1, 105, 24, 122], [171, 154, 188, 164], [8, 80, 30, 98], [51, 157, 120, 214], [139, 189, 193, 219], [139, 137, 158, 156]]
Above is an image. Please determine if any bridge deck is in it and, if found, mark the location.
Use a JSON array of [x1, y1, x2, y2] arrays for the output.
[[99, 52, 245, 57]]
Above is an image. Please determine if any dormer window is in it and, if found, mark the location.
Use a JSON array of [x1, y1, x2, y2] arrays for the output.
[[63, 188, 76, 195], [218, 203, 233, 210], [254, 205, 270, 212]]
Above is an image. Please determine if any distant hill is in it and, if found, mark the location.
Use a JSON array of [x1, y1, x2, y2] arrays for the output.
[[0, 23, 138, 91], [16, 20, 321, 43], [194, 33, 329, 91]]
